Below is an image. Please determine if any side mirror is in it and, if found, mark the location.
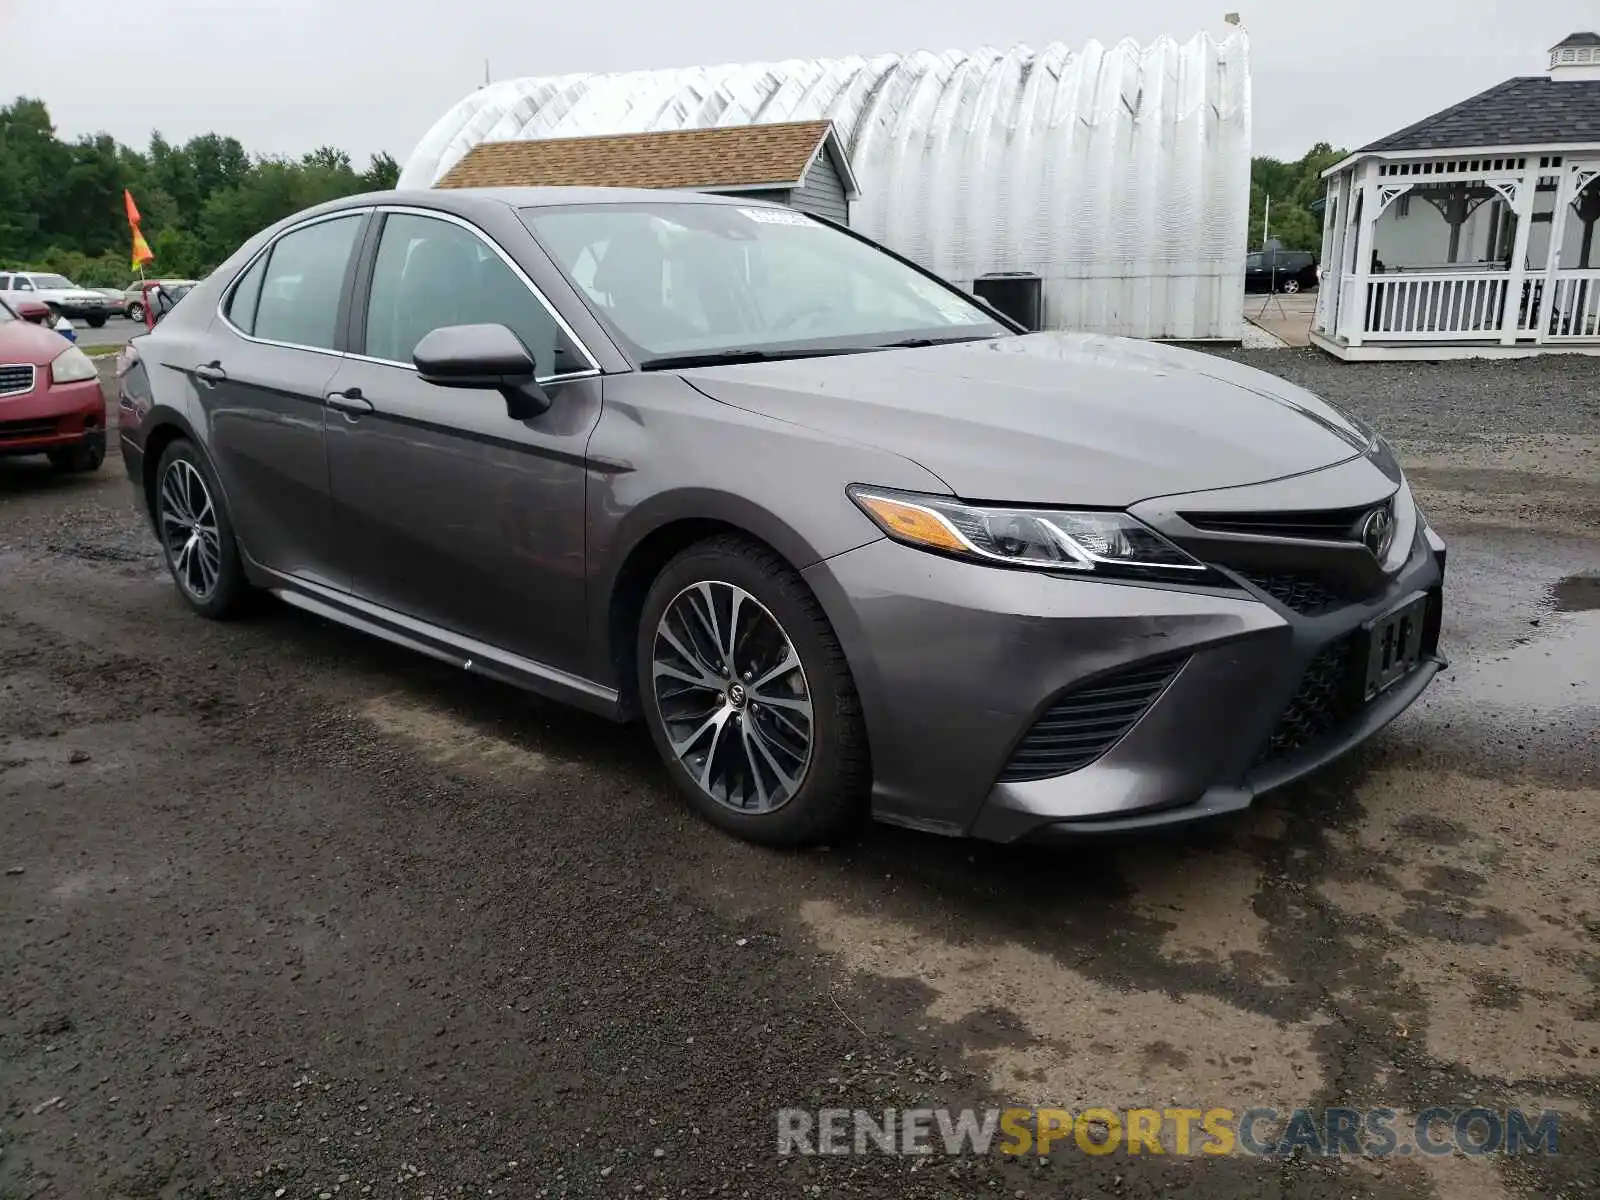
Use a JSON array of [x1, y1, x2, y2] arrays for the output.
[[15, 300, 50, 325], [412, 323, 549, 419]]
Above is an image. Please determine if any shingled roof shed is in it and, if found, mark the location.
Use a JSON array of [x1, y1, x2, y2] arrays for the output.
[[436, 121, 858, 225]]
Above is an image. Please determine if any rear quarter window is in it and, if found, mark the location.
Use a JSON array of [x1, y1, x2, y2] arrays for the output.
[[226, 255, 269, 335]]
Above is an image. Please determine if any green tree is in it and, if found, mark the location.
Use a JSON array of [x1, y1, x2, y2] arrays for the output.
[[0, 96, 400, 280], [1248, 142, 1348, 254], [361, 151, 401, 191]]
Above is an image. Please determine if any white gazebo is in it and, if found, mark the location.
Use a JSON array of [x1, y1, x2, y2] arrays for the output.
[[1312, 32, 1600, 359]]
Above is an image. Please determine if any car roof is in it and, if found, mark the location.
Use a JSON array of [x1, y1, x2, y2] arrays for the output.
[[304, 185, 784, 220]]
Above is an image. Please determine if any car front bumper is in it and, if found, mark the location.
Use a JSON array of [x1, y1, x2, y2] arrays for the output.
[[802, 525, 1445, 842], [0, 377, 106, 458]]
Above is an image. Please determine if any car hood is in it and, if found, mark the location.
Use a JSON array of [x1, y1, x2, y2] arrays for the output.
[[0, 320, 69, 365], [682, 333, 1374, 507]]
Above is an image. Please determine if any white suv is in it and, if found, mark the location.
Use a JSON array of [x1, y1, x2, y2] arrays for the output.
[[0, 271, 117, 327]]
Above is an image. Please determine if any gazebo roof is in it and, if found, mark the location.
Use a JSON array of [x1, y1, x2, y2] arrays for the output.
[[1358, 75, 1600, 153]]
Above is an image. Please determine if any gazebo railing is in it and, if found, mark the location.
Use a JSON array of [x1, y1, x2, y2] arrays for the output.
[[1362, 272, 1509, 339], [1545, 270, 1600, 341]]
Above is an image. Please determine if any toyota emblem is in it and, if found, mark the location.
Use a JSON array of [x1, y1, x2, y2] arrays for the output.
[[1360, 505, 1394, 559]]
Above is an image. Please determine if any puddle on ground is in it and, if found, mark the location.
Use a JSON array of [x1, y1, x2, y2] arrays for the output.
[[1431, 610, 1598, 717], [1552, 575, 1600, 613]]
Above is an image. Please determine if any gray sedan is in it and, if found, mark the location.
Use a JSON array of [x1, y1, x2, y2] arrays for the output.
[[115, 188, 1445, 846]]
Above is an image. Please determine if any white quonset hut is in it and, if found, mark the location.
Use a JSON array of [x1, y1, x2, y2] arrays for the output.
[[400, 37, 1253, 341]]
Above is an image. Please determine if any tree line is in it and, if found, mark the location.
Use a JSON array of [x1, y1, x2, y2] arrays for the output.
[[1248, 142, 1347, 254], [3, 94, 1345, 288], [0, 97, 399, 286]]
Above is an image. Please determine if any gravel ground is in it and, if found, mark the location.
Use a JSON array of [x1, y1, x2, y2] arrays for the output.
[[1207, 349, 1600, 443], [1, 353, 1596, 1200], [1209, 349, 1600, 538]]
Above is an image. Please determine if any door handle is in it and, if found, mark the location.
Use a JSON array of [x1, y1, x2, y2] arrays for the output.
[[324, 387, 374, 416], [193, 361, 226, 386]]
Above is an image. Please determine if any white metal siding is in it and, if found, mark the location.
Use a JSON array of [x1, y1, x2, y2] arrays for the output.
[[402, 36, 1251, 340]]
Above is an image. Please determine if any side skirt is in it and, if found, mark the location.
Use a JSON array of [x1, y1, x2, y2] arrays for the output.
[[256, 565, 626, 723]]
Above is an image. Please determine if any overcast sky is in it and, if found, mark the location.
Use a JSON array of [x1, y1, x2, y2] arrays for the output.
[[1, 0, 1592, 168]]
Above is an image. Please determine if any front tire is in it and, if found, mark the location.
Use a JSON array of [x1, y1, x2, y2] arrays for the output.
[[637, 536, 869, 846], [153, 439, 251, 619], [85, 315, 107, 328]]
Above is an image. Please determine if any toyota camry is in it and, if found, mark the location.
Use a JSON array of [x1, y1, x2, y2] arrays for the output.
[[117, 188, 1445, 845]]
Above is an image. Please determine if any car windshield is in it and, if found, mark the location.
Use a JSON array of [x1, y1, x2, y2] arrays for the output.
[[33, 275, 75, 289], [523, 202, 1009, 364]]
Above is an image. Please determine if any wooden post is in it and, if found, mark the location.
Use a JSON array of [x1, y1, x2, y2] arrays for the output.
[[1345, 161, 1380, 347], [1315, 177, 1342, 334], [1499, 164, 1538, 345], [1535, 168, 1577, 342]]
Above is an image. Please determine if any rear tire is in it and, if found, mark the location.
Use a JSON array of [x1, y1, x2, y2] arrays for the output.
[[1281, 278, 1301, 294], [127, 302, 144, 323], [153, 439, 251, 619], [636, 535, 869, 846]]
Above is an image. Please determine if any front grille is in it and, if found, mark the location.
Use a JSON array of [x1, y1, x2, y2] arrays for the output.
[[1181, 505, 1373, 542], [0, 363, 36, 397], [1255, 634, 1363, 767], [0, 417, 62, 440], [1236, 570, 1348, 616], [999, 658, 1184, 783]]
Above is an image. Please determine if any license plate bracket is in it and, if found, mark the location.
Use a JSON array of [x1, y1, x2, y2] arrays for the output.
[[1361, 591, 1429, 701]]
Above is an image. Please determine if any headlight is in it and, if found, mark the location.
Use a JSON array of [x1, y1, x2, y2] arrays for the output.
[[50, 345, 98, 384], [848, 486, 1213, 582]]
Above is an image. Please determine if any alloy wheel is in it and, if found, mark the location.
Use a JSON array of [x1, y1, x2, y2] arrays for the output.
[[650, 581, 814, 814], [158, 459, 222, 600]]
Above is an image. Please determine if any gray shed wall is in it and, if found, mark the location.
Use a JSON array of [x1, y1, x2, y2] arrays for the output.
[[790, 151, 850, 224]]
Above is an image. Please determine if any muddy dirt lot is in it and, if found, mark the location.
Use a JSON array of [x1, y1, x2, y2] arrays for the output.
[[1, 352, 1597, 1199]]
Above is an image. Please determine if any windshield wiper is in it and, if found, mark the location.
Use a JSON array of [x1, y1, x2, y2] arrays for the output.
[[871, 333, 1004, 350], [638, 346, 874, 371]]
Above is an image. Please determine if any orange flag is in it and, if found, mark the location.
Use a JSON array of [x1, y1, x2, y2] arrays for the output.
[[125, 188, 154, 270], [131, 228, 154, 271]]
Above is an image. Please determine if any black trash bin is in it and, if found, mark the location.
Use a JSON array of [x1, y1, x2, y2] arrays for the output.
[[972, 271, 1043, 331]]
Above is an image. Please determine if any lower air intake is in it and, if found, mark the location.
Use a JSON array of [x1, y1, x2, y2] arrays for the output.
[[998, 659, 1185, 783], [1255, 633, 1363, 766]]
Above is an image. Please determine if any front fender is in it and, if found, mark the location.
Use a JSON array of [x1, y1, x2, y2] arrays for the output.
[[583, 373, 946, 689]]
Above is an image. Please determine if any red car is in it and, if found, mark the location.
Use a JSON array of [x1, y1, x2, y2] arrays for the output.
[[0, 295, 106, 472]]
